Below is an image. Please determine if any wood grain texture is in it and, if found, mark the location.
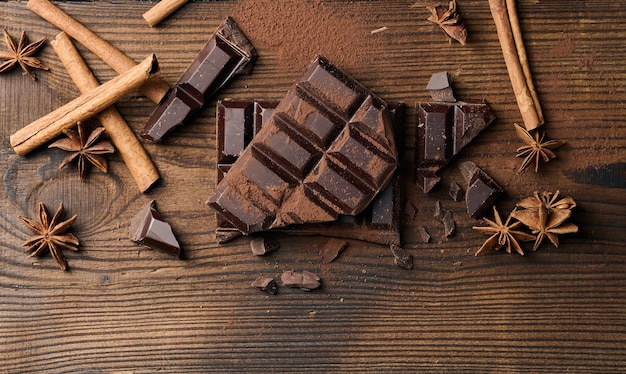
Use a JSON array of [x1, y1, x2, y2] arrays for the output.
[[1, 0, 625, 372]]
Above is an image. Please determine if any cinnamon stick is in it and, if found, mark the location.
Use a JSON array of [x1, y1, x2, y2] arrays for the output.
[[10, 54, 159, 156], [50, 32, 160, 192], [27, 0, 169, 104], [488, 0, 543, 131], [143, 0, 190, 27]]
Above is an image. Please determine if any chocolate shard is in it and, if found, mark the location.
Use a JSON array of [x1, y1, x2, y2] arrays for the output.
[[415, 99, 495, 193], [208, 55, 398, 236], [141, 17, 257, 142], [449, 181, 464, 202], [389, 244, 413, 270], [442, 209, 456, 238], [249, 237, 280, 256], [251, 276, 278, 294], [417, 226, 431, 243], [319, 238, 348, 264], [280, 270, 321, 291], [129, 200, 181, 257], [426, 72, 456, 102], [213, 99, 405, 246], [459, 161, 504, 219]]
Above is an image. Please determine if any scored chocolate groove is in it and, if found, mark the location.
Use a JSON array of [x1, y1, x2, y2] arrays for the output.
[[208, 55, 398, 235], [214, 99, 404, 245]]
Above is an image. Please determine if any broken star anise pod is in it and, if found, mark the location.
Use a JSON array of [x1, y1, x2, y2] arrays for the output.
[[49, 122, 115, 179], [515, 123, 565, 173], [511, 203, 578, 251], [426, 0, 468, 45], [0, 29, 49, 80], [19, 202, 79, 271], [473, 206, 535, 256]]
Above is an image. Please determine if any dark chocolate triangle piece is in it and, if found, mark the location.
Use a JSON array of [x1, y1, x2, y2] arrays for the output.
[[459, 161, 504, 219], [129, 200, 181, 257]]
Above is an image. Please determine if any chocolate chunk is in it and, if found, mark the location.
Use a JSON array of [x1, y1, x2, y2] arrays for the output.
[[141, 17, 256, 142], [251, 276, 278, 294], [449, 181, 464, 202], [434, 200, 445, 222], [415, 99, 495, 192], [459, 161, 504, 219], [442, 209, 456, 237], [213, 99, 405, 246], [389, 244, 413, 270], [319, 238, 348, 263], [129, 200, 181, 257], [208, 55, 398, 237], [249, 237, 280, 256], [280, 270, 321, 291], [417, 226, 431, 243], [426, 72, 456, 102]]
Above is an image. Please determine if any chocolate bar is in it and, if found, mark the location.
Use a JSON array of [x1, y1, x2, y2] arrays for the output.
[[415, 99, 495, 192], [208, 55, 398, 236], [141, 17, 257, 142], [459, 161, 504, 219], [213, 98, 404, 246]]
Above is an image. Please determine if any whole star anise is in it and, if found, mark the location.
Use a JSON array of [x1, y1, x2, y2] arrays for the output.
[[426, 0, 468, 45], [515, 123, 565, 173], [0, 29, 48, 80], [473, 206, 535, 256], [517, 190, 576, 213], [511, 204, 578, 251], [19, 202, 79, 271], [49, 122, 115, 179]]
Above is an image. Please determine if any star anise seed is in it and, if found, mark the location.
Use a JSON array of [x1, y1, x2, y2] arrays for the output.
[[473, 206, 535, 256], [19, 202, 79, 271], [0, 29, 48, 80], [510, 204, 578, 251], [426, 0, 467, 45], [514, 123, 565, 173], [49, 122, 115, 179]]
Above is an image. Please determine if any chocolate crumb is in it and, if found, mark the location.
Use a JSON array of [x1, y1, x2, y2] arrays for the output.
[[434, 200, 445, 222], [280, 270, 321, 291], [449, 181, 464, 202], [250, 237, 280, 256], [320, 238, 348, 264], [390, 244, 413, 270], [443, 210, 456, 237], [251, 276, 278, 294], [417, 226, 431, 243]]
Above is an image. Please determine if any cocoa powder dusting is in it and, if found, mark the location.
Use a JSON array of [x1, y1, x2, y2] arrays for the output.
[[231, 0, 375, 71]]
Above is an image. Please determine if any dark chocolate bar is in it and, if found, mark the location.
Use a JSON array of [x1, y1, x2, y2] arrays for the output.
[[415, 99, 495, 192], [208, 56, 398, 236], [141, 17, 257, 142], [213, 99, 404, 246], [459, 161, 504, 219]]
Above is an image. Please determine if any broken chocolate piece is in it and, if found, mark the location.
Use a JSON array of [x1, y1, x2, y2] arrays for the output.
[[442, 209, 456, 237], [214, 99, 405, 246], [129, 200, 181, 257], [415, 99, 495, 193], [141, 17, 256, 142], [434, 200, 445, 222], [251, 276, 278, 294], [417, 226, 431, 243], [459, 161, 504, 219], [404, 201, 418, 220], [426, 72, 456, 102], [449, 181, 464, 202], [319, 238, 348, 263], [280, 270, 321, 291], [249, 237, 280, 256], [389, 244, 413, 270], [208, 55, 398, 236]]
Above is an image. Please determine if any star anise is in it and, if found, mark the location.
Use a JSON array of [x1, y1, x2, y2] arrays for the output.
[[49, 122, 115, 179], [426, 0, 467, 45], [516, 190, 576, 213], [473, 206, 535, 256], [515, 123, 565, 173], [19, 202, 79, 271], [511, 204, 578, 251], [0, 29, 48, 80]]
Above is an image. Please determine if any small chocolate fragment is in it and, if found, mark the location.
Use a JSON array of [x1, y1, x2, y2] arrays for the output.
[[426, 72, 456, 102], [251, 276, 278, 294], [434, 200, 445, 222], [319, 238, 348, 264], [459, 161, 504, 219], [142, 17, 256, 142], [449, 181, 464, 202], [415, 98, 495, 193], [208, 56, 398, 236], [249, 237, 280, 256], [389, 244, 413, 270], [280, 270, 321, 291], [129, 200, 181, 257], [442, 209, 456, 237], [404, 201, 418, 220], [417, 226, 431, 243]]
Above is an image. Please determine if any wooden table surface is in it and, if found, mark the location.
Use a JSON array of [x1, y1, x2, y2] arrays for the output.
[[1, 0, 625, 372]]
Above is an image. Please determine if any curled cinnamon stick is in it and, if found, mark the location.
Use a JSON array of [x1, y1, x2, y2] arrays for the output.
[[50, 32, 160, 192], [27, 0, 169, 104], [10, 54, 159, 156], [489, 0, 543, 131], [143, 0, 190, 27]]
